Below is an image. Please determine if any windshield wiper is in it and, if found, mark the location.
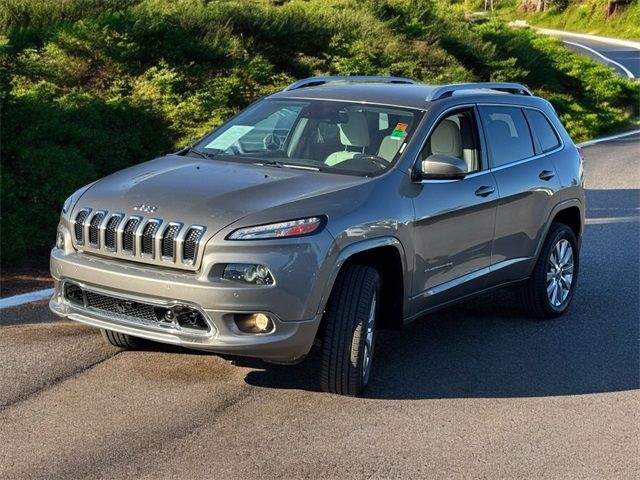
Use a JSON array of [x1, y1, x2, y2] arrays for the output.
[[255, 159, 321, 172], [186, 148, 215, 160]]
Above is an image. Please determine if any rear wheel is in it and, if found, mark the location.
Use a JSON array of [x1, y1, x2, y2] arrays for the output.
[[521, 223, 579, 318], [101, 329, 143, 349], [320, 264, 380, 396]]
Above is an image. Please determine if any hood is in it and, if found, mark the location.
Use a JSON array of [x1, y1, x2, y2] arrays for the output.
[[74, 154, 367, 236]]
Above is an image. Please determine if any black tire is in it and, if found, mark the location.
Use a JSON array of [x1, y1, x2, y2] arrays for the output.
[[521, 222, 579, 319], [320, 264, 380, 396], [101, 329, 143, 349]]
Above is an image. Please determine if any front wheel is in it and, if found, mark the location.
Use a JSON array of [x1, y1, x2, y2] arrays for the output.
[[521, 223, 580, 319], [319, 264, 380, 396], [101, 329, 144, 349]]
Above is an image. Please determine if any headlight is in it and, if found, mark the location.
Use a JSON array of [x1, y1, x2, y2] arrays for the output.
[[227, 216, 325, 240]]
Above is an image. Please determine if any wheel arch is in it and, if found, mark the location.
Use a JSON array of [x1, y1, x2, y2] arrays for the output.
[[535, 199, 584, 261], [318, 237, 407, 332]]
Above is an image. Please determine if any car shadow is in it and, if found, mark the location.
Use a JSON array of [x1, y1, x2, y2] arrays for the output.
[[241, 192, 639, 399], [139, 189, 639, 400]]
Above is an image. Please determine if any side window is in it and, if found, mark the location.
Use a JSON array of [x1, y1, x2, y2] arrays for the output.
[[421, 109, 481, 173], [524, 109, 561, 153], [479, 106, 534, 167]]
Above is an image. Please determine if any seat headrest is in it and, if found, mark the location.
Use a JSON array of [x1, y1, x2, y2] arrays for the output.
[[430, 119, 462, 158], [488, 120, 512, 141], [338, 111, 370, 148]]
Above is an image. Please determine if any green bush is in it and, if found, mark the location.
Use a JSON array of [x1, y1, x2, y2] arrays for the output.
[[0, 0, 638, 266]]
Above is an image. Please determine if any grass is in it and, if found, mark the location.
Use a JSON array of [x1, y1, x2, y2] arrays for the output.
[[1, 0, 638, 265], [495, 0, 640, 39]]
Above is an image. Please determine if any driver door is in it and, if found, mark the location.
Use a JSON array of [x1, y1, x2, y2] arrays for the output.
[[410, 107, 498, 314]]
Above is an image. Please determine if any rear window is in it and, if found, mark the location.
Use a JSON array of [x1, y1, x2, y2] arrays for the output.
[[525, 109, 561, 153], [479, 106, 534, 167]]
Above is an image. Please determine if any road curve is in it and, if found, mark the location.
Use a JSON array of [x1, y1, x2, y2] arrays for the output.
[[1, 135, 639, 479], [535, 27, 640, 78]]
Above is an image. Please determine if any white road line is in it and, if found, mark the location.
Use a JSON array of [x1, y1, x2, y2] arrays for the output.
[[535, 27, 640, 50], [585, 217, 640, 225], [0, 288, 54, 310], [578, 129, 640, 147], [563, 40, 635, 79]]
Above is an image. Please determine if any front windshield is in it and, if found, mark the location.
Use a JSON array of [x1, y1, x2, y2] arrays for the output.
[[193, 98, 423, 176]]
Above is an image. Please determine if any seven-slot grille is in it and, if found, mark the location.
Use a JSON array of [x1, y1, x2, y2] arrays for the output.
[[72, 208, 205, 267]]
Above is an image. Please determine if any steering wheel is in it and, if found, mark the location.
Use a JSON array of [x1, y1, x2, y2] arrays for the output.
[[263, 133, 285, 151], [354, 154, 390, 169]]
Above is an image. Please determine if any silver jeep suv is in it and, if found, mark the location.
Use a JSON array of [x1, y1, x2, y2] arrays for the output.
[[50, 77, 584, 395]]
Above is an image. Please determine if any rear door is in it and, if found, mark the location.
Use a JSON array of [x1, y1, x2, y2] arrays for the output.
[[478, 105, 562, 283]]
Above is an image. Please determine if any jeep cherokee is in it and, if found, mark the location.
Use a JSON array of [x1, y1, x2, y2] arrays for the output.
[[50, 77, 585, 396]]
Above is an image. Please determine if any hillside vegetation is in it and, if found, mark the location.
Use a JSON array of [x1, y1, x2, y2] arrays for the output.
[[498, 0, 640, 38], [1, 0, 638, 266]]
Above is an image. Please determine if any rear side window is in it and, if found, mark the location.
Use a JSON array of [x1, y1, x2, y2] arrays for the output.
[[524, 109, 561, 153], [479, 106, 534, 167]]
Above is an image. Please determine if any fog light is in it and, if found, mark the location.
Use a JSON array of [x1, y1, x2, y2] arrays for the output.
[[235, 313, 275, 333], [56, 230, 65, 250], [223, 264, 274, 285]]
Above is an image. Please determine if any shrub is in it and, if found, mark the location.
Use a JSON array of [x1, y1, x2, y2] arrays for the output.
[[0, 0, 637, 266]]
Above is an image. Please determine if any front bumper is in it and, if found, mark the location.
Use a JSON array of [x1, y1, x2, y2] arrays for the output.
[[49, 249, 322, 362]]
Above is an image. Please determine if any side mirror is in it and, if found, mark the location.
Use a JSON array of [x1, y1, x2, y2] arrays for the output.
[[417, 154, 468, 180]]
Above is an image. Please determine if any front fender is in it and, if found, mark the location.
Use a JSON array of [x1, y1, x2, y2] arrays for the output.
[[314, 236, 409, 317]]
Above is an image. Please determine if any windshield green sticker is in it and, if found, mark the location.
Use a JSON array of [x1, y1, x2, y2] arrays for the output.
[[390, 122, 408, 139]]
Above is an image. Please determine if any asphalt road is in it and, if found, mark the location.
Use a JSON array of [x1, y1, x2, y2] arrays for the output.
[[538, 29, 640, 78], [1, 135, 639, 479]]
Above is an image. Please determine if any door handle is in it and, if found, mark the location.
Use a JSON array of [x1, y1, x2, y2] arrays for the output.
[[539, 170, 555, 181], [474, 185, 495, 197]]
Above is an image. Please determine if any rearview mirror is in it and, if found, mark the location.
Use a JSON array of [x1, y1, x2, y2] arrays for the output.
[[418, 154, 467, 180]]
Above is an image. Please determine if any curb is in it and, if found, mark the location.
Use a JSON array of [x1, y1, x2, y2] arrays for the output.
[[0, 288, 54, 309]]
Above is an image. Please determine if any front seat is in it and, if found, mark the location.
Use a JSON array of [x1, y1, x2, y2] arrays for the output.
[[377, 136, 402, 162], [430, 119, 463, 160], [325, 111, 370, 166]]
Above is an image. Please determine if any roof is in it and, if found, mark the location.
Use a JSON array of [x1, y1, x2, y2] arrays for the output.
[[268, 79, 541, 110]]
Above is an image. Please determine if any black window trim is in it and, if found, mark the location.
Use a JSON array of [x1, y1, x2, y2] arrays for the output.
[[477, 103, 565, 171]]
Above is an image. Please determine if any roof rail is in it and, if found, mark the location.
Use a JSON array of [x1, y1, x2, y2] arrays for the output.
[[283, 76, 416, 91], [426, 82, 532, 101]]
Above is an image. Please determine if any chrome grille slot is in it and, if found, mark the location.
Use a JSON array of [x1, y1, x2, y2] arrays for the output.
[[183, 226, 205, 264], [161, 224, 180, 260], [141, 220, 160, 257], [73, 209, 90, 244], [88, 211, 106, 247], [104, 214, 123, 251], [122, 217, 140, 254]]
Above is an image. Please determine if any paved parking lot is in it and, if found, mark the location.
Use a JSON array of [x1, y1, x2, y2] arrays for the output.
[[1, 135, 638, 479]]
